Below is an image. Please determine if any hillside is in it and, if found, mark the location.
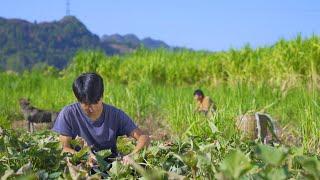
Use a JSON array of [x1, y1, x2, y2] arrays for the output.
[[101, 34, 169, 54], [0, 16, 171, 71]]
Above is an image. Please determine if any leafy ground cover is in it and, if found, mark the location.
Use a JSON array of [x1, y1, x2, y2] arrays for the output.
[[1, 127, 320, 179]]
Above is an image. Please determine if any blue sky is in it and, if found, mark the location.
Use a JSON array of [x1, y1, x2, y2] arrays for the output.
[[1, 0, 320, 51]]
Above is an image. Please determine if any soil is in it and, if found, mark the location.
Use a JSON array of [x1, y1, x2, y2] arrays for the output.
[[137, 116, 171, 141], [11, 116, 301, 147], [11, 116, 172, 141], [11, 119, 51, 131]]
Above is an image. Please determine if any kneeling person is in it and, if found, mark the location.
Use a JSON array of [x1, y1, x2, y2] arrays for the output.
[[194, 89, 217, 117], [52, 73, 150, 165]]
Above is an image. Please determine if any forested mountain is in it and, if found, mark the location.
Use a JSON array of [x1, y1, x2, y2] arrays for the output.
[[0, 16, 170, 71]]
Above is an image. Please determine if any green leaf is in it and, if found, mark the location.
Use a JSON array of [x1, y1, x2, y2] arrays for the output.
[[109, 160, 131, 178], [219, 149, 252, 179], [70, 146, 90, 164], [95, 149, 112, 158], [36, 170, 49, 180], [1, 169, 14, 180], [95, 153, 110, 172], [16, 162, 32, 175], [109, 160, 122, 176], [256, 144, 286, 166], [181, 150, 198, 168], [265, 168, 288, 180], [295, 155, 320, 179], [48, 172, 62, 179], [117, 137, 135, 155], [208, 121, 219, 134]]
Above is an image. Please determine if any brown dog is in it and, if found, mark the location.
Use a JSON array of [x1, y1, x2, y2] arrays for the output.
[[19, 98, 59, 133]]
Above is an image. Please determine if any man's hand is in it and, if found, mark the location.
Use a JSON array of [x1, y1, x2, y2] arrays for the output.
[[87, 152, 97, 167], [75, 136, 86, 147], [59, 135, 76, 154], [120, 128, 149, 165], [121, 154, 133, 165]]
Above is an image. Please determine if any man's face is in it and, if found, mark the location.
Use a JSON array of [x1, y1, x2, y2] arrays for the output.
[[194, 94, 203, 102], [80, 99, 103, 116]]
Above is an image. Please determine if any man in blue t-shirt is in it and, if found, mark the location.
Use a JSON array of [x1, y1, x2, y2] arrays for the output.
[[52, 72, 150, 165]]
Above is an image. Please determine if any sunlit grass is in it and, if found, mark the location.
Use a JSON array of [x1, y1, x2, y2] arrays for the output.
[[0, 35, 319, 153]]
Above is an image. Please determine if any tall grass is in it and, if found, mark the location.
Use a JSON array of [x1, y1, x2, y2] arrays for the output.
[[65, 35, 320, 87], [0, 35, 319, 153]]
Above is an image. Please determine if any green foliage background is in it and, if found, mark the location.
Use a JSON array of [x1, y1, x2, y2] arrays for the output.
[[0, 35, 320, 178]]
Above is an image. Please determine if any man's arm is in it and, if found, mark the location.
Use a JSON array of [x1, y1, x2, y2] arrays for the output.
[[122, 128, 150, 165], [129, 128, 150, 154], [59, 135, 77, 154], [52, 107, 77, 154]]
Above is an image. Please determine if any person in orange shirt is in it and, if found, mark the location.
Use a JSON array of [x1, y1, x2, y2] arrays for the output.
[[193, 89, 217, 117]]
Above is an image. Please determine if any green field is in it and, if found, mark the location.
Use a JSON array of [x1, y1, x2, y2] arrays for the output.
[[1, 35, 320, 179]]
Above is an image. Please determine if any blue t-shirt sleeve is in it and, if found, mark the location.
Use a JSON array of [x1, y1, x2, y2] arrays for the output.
[[52, 107, 74, 138], [117, 110, 137, 137]]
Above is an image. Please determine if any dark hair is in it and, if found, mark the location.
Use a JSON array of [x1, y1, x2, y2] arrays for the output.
[[72, 73, 104, 104], [193, 89, 204, 96]]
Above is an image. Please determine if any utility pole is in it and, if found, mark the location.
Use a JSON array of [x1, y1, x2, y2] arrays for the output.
[[66, 0, 70, 16]]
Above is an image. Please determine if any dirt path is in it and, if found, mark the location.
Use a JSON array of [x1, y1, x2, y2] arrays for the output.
[[11, 117, 172, 141], [11, 119, 51, 131]]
